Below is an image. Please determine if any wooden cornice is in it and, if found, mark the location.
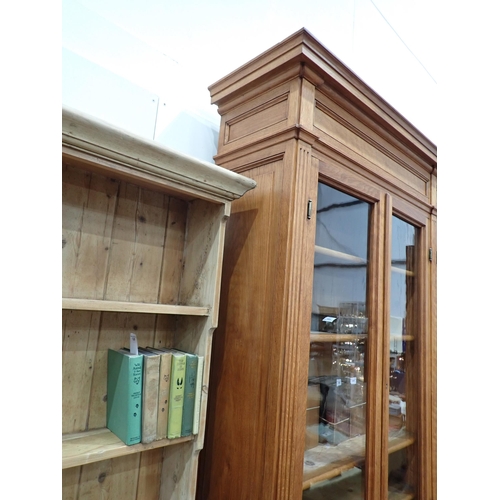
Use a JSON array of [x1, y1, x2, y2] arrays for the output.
[[62, 106, 256, 202], [209, 28, 436, 169]]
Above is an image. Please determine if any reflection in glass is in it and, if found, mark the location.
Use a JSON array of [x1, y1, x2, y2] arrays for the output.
[[388, 216, 417, 498], [303, 184, 370, 498]]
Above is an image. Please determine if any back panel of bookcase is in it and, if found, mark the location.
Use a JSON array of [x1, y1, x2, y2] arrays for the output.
[[62, 162, 191, 305], [62, 162, 188, 433], [63, 449, 164, 500]]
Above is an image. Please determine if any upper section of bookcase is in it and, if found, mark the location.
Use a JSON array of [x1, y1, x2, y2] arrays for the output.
[[208, 28, 436, 168]]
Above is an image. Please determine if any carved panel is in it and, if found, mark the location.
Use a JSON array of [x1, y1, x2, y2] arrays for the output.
[[225, 93, 289, 143], [314, 99, 429, 198]]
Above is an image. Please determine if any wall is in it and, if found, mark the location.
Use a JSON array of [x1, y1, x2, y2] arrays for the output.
[[61, 0, 438, 164]]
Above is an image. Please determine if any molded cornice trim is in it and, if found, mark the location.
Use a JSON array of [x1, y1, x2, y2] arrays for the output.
[[209, 28, 436, 167], [62, 106, 256, 201]]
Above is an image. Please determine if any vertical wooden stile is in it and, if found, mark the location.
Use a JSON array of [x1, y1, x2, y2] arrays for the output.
[[274, 138, 318, 499], [364, 194, 385, 500], [380, 193, 393, 500], [430, 211, 437, 500], [417, 221, 433, 499]]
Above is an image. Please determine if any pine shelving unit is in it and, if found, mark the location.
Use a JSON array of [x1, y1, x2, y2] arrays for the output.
[[62, 106, 255, 500]]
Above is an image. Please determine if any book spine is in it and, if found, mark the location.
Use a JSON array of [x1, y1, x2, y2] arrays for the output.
[[106, 349, 143, 446], [141, 355, 160, 444], [192, 356, 204, 435], [127, 356, 143, 445], [167, 352, 186, 439], [156, 352, 172, 440], [181, 353, 199, 437]]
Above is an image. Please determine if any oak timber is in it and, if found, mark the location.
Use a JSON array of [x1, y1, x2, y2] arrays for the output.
[[197, 28, 436, 500]]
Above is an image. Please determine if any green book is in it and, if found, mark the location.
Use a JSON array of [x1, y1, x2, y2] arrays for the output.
[[106, 348, 143, 445], [167, 350, 186, 439], [181, 352, 199, 437]]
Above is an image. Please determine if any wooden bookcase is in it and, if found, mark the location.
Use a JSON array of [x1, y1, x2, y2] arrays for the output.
[[61, 106, 255, 500], [197, 29, 437, 500]]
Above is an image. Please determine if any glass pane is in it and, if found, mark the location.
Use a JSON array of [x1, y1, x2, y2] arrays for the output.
[[388, 216, 417, 498], [303, 184, 370, 499]]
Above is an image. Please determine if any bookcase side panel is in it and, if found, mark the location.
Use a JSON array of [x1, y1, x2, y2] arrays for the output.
[[180, 200, 229, 313], [199, 157, 290, 499]]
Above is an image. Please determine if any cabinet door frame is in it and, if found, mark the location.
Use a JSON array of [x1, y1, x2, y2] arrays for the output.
[[316, 164, 386, 500], [387, 194, 434, 499], [315, 162, 433, 499]]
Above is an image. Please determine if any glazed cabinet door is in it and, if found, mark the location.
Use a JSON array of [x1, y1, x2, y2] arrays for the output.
[[302, 182, 431, 500], [386, 215, 418, 498], [303, 182, 373, 497], [384, 200, 433, 500]]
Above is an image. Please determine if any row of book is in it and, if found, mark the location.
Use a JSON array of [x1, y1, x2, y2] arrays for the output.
[[106, 344, 204, 446]]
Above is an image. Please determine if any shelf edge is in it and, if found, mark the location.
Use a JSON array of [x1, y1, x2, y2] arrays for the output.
[[62, 429, 194, 469], [310, 333, 368, 342], [62, 298, 210, 316], [302, 433, 414, 491]]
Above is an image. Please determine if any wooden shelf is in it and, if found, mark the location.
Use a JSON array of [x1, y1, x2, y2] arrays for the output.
[[310, 333, 367, 343], [62, 428, 194, 469], [389, 491, 415, 500], [62, 298, 210, 316], [390, 335, 415, 342], [303, 434, 365, 490], [310, 334, 413, 343], [303, 432, 414, 490], [302, 466, 414, 499], [315, 245, 367, 264], [310, 334, 414, 343], [391, 266, 415, 277], [387, 432, 415, 454], [314, 245, 414, 276]]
